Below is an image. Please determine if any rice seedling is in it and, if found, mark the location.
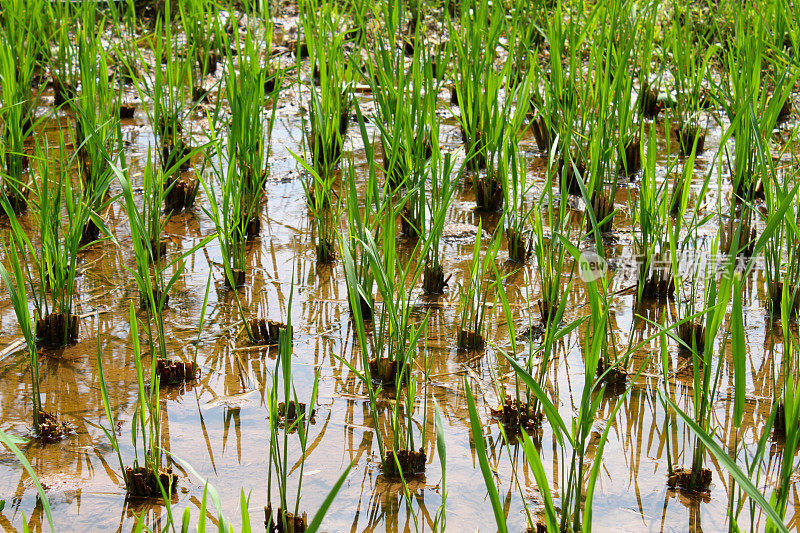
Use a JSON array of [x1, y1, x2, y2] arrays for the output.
[[715, 5, 797, 205], [467, 334, 628, 532], [0, 236, 71, 441], [224, 28, 280, 239], [491, 261, 584, 436], [532, 150, 575, 327], [2, 137, 110, 348], [502, 139, 534, 263], [115, 158, 212, 382], [177, 0, 224, 100], [630, 127, 674, 302], [293, 154, 341, 264], [339, 220, 432, 476], [300, 0, 353, 181], [264, 291, 321, 531], [70, 3, 121, 243], [422, 148, 457, 295], [0, 37, 36, 213], [668, 4, 717, 156], [457, 224, 501, 350], [98, 303, 177, 498], [340, 116, 381, 318], [449, 0, 505, 174], [366, 0, 438, 213], [47, 1, 78, 108]]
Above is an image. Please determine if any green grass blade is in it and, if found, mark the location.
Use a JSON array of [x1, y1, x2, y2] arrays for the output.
[[0, 428, 54, 530], [305, 460, 354, 533], [464, 376, 508, 533], [732, 273, 746, 426], [660, 392, 788, 532]]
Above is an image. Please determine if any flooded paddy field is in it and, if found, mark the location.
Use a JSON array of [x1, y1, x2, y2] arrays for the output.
[[0, 0, 799, 531]]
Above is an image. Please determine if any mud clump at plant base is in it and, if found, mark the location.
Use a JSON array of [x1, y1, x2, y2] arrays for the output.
[[667, 467, 712, 493], [265, 504, 307, 533], [382, 448, 426, 478], [490, 396, 541, 433], [36, 313, 79, 347], [124, 466, 178, 498], [155, 359, 198, 384]]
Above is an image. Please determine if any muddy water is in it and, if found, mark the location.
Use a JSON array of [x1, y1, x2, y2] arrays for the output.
[[0, 61, 799, 533]]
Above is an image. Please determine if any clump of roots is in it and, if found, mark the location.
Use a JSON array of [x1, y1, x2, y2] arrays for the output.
[[36, 313, 79, 348], [619, 136, 641, 177], [473, 171, 503, 212], [277, 401, 316, 427], [265, 504, 308, 533], [224, 269, 246, 289], [638, 81, 662, 119], [596, 358, 628, 395], [557, 155, 586, 196], [34, 411, 73, 443], [667, 467, 712, 493], [156, 359, 198, 385], [506, 227, 531, 263], [637, 253, 675, 301], [674, 124, 706, 155], [368, 357, 410, 386], [248, 319, 289, 345], [382, 448, 426, 478], [124, 466, 178, 498], [457, 329, 485, 350], [490, 395, 541, 433], [677, 320, 706, 353], [423, 262, 448, 295], [768, 281, 800, 317], [587, 192, 615, 234], [164, 175, 199, 213]]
